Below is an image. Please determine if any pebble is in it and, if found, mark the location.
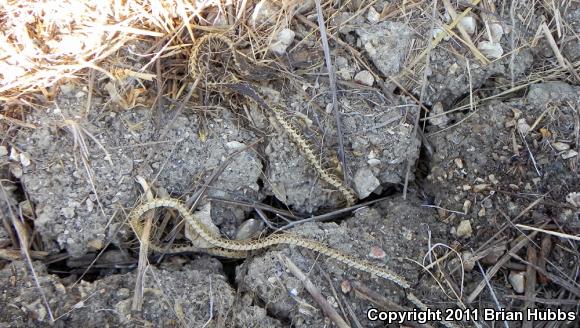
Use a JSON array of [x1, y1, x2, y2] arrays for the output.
[[353, 167, 380, 198], [19, 152, 31, 167], [472, 184, 489, 192], [429, 102, 449, 127], [269, 28, 295, 55], [454, 158, 464, 169], [0, 145, 7, 157], [461, 251, 476, 271], [340, 280, 351, 294], [552, 141, 570, 151], [565, 192, 580, 207], [489, 23, 505, 42], [456, 220, 472, 238], [368, 246, 386, 259], [251, 0, 279, 27], [354, 70, 374, 86], [478, 41, 503, 59], [508, 271, 525, 293], [235, 219, 263, 240], [459, 16, 476, 35], [367, 6, 381, 23], [561, 150, 578, 159]]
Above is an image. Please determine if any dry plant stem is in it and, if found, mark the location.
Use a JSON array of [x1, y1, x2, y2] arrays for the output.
[[466, 226, 544, 303], [279, 254, 350, 328], [314, 0, 349, 185], [319, 265, 350, 324], [130, 198, 459, 328], [6, 197, 55, 322], [132, 209, 153, 312], [522, 246, 537, 328], [537, 236, 552, 285], [351, 281, 434, 328], [403, 0, 437, 199]]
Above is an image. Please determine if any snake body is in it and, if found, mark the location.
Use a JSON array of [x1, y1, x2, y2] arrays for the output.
[[188, 33, 357, 206], [129, 33, 459, 328]]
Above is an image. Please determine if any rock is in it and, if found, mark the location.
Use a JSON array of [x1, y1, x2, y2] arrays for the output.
[[508, 271, 525, 293], [489, 23, 504, 42], [459, 16, 476, 35], [251, 0, 280, 27], [565, 192, 580, 207], [356, 21, 413, 76], [354, 70, 374, 86], [368, 246, 386, 259], [461, 251, 476, 271], [0, 145, 8, 157], [552, 142, 570, 151], [456, 220, 472, 238], [516, 118, 531, 134], [428, 102, 449, 127], [562, 150, 578, 159], [353, 167, 380, 198], [19, 152, 31, 167], [367, 6, 380, 23], [478, 41, 503, 59], [269, 28, 295, 55], [236, 219, 264, 240]]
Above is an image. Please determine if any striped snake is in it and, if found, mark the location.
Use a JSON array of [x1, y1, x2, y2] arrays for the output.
[[189, 33, 357, 206], [129, 33, 459, 327], [130, 198, 458, 328]]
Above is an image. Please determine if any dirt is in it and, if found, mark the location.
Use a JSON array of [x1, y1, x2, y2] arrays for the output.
[[1, 2, 579, 328]]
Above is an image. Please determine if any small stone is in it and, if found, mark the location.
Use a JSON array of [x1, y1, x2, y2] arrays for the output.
[[516, 118, 531, 134], [367, 6, 381, 23], [461, 251, 476, 271], [454, 158, 464, 169], [354, 70, 374, 86], [269, 28, 295, 55], [565, 192, 580, 207], [86, 198, 94, 212], [428, 102, 449, 127], [353, 167, 380, 198], [367, 158, 381, 167], [562, 150, 578, 159], [19, 153, 31, 167], [488, 174, 499, 185], [61, 207, 75, 219], [19, 200, 33, 217], [9, 147, 19, 161], [478, 206, 486, 217], [459, 16, 476, 35], [482, 245, 506, 264], [478, 41, 503, 59], [251, 0, 279, 27], [60, 83, 76, 96], [473, 184, 490, 193], [456, 220, 472, 238], [0, 145, 7, 157], [489, 23, 504, 42], [235, 219, 263, 240], [552, 142, 570, 151], [340, 280, 351, 294], [462, 185, 472, 191], [9, 164, 22, 178], [508, 271, 525, 293], [368, 246, 386, 259], [463, 200, 472, 214], [225, 141, 245, 150]]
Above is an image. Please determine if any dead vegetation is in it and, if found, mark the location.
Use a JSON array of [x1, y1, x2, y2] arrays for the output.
[[1, 0, 579, 327]]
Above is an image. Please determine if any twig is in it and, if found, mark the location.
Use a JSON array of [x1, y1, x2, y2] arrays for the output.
[[466, 224, 545, 303], [2, 185, 55, 322], [515, 224, 580, 241], [314, 0, 349, 186], [351, 281, 434, 328], [475, 261, 509, 328], [403, 0, 437, 199], [522, 246, 537, 328], [278, 254, 350, 328]]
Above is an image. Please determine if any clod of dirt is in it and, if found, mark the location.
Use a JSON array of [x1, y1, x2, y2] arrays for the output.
[[236, 196, 454, 327], [15, 90, 262, 257], [355, 21, 413, 76], [425, 82, 580, 235], [0, 258, 280, 327]]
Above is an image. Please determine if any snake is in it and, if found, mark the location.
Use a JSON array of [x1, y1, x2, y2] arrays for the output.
[[129, 198, 458, 328], [129, 33, 459, 328], [188, 33, 357, 206]]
